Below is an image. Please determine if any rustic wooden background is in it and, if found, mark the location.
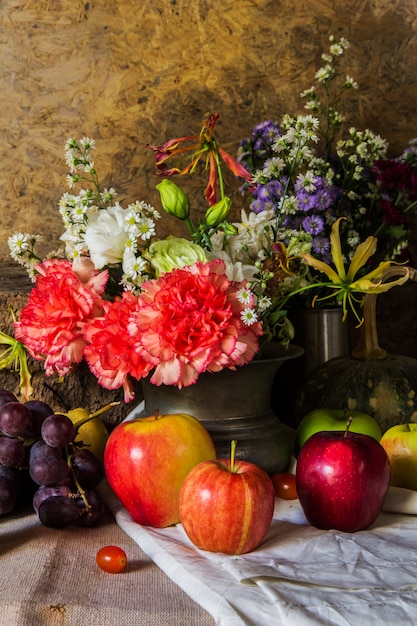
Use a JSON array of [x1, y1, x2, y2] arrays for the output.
[[1, 0, 417, 255], [1, 0, 417, 419]]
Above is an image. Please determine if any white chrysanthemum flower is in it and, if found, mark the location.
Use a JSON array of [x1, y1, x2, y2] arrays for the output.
[[100, 188, 117, 204], [236, 286, 253, 305], [315, 65, 333, 82], [122, 249, 148, 280], [345, 75, 358, 89], [137, 217, 156, 241], [257, 295, 272, 311], [79, 137, 95, 149], [8, 232, 30, 255], [240, 308, 258, 326]]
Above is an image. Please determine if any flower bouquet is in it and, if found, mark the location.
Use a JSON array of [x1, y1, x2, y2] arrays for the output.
[[6, 37, 412, 404], [237, 37, 417, 275]]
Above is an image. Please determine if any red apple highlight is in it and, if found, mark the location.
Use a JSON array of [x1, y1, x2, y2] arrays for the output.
[[296, 419, 391, 532], [179, 441, 275, 554], [104, 412, 216, 527], [380, 423, 417, 490]]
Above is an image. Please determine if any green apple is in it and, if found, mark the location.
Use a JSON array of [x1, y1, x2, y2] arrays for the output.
[[380, 424, 417, 490], [295, 408, 382, 455]]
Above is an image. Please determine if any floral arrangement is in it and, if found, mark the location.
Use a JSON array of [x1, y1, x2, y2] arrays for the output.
[[237, 36, 417, 271], [7, 37, 412, 402]]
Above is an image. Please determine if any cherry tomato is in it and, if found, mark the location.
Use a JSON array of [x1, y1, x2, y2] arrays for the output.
[[96, 545, 127, 573], [271, 472, 298, 500]]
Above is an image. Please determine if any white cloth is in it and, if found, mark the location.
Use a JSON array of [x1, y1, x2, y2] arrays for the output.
[[102, 404, 417, 624], [100, 480, 417, 626]]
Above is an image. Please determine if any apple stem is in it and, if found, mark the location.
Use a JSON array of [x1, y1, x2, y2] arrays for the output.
[[230, 439, 237, 473], [344, 416, 353, 438]]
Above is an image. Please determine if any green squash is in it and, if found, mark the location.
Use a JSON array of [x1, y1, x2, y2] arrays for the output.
[[295, 353, 417, 433], [296, 269, 417, 434]]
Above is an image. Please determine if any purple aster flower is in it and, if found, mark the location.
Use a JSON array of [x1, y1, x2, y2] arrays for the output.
[[302, 215, 325, 235], [311, 235, 331, 260], [295, 176, 339, 213], [250, 179, 285, 213], [238, 120, 281, 173]]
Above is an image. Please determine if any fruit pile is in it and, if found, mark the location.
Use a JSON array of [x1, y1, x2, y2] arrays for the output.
[[0, 388, 108, 529]]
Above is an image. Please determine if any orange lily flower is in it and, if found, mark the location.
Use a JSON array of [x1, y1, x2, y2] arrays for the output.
[[149, 113, 252, 205]]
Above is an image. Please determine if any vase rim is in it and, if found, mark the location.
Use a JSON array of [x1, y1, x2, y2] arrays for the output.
[[256, 343, 304, 363]]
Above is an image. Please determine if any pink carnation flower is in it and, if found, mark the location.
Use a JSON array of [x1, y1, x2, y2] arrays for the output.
[[14, 258, 107, 376], [83, 292, 155, 403], [127, 259, 263, 388]]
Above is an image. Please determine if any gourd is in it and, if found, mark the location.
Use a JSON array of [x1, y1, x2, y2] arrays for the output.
[[295, 267, 417, 433]]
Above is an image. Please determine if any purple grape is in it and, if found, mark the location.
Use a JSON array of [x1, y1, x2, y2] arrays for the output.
[[0, 475, 17, 515], [29, 455, 69, 486], [24, 400, 54, 435], [29, 439, 62, 463], [38, 495, 79, 528], [71, 448, 104, 489], [0, 464, 20, 485], [41, 413, 75, 448], [33, 483, 74, 513], [0, 436, 25, 467], [0, 390, 18, 408], [77, 489, 105, 526], [0, 402, 33, 437]]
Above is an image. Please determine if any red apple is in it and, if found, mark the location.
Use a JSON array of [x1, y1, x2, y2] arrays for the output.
[[104, 412, 216, 527], [179, 441, 275, 554], [380, 423, 417, 490], [296, 421, 391, 532]]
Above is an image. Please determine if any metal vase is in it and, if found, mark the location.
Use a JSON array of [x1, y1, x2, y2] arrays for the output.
[[298, 308, 350, 375], [130, 343, 304, 475]]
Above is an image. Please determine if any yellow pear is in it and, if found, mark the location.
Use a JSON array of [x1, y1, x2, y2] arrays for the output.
[[64, 408, 109, 463]]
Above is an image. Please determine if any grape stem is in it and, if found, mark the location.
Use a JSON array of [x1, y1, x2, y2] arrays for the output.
[[65, 445, 91, 515]]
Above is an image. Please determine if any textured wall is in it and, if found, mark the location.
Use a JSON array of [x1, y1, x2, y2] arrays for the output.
[[1, 0, 417, 257]]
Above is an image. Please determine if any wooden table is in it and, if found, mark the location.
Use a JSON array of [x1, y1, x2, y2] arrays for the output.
[[0, 504, 214, 626]]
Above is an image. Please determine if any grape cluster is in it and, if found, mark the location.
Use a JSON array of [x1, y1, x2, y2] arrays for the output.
[[0, 389, 105, 529]]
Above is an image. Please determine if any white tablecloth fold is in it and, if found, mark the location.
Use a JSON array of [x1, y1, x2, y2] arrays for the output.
[[100, 481, 417, 626]]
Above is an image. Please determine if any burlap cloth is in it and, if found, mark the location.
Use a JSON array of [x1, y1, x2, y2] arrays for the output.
[[0, 505, 214, 626]]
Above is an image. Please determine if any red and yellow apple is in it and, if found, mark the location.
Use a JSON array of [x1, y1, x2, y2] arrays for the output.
[[179, 441, 275, 554], [295, 408, 382, 454], [380, 423, 417, 490], [104, 412, 216, 527]]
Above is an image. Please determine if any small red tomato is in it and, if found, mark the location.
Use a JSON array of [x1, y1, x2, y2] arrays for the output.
[[96, 545, 127, 573], [271, 472, 298, 500]]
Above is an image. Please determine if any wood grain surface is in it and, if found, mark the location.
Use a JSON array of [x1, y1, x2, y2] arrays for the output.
[[1, 0, 416, 255]]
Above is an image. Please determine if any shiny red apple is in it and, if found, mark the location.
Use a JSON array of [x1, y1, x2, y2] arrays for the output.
[[296, 420, 391, 532], [104, 412, 216, 527], [179, 441, 275, 554]]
